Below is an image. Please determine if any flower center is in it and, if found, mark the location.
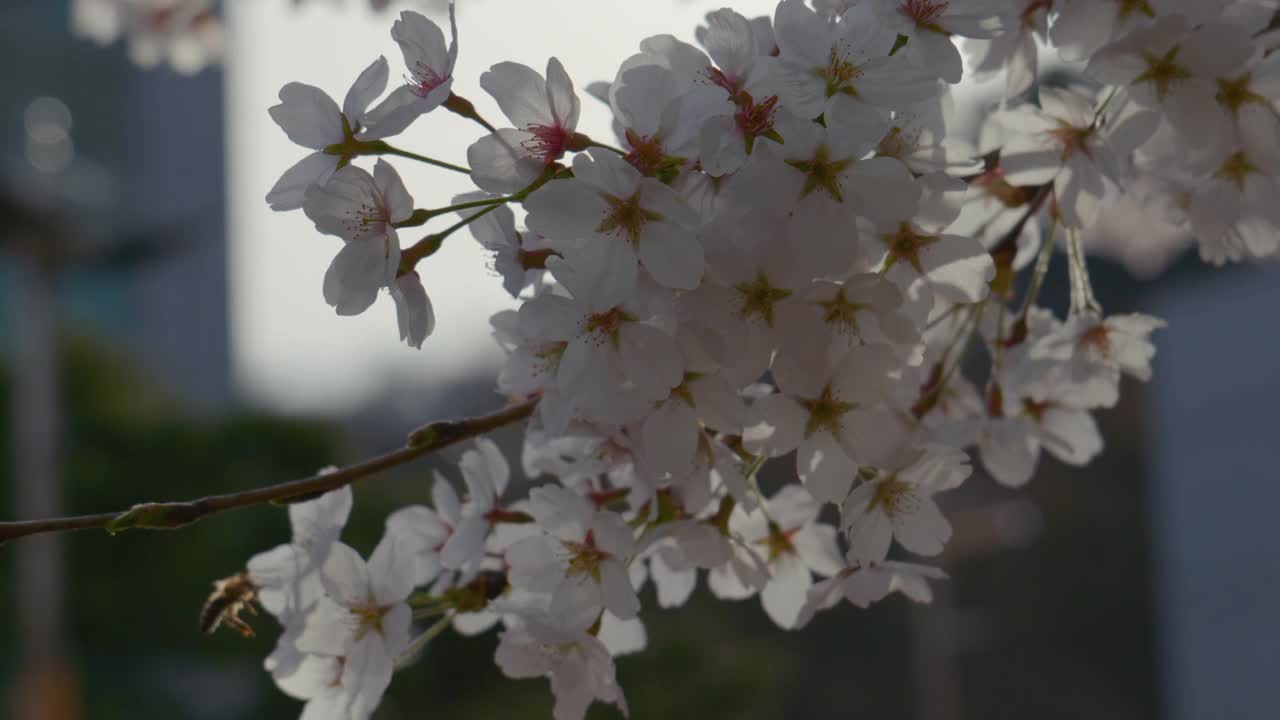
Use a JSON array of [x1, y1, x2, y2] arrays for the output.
[[882, 222, 938, 274], [817, 288, 866, 335], [1078, 324, 1112, 356], [758, 521, 799, 563], [735, 93, 780, 150], [786, 143, 853, 202], [1021, 397, 1054, 422], [582, 307, 635, 350], [1134, 46, 1191, 101], [817, 46, 864, 98], [1215, 151, 1257, 192], [1216, 74, 1266, 117], [1047, 121, 1095, 162], [596, 191, 662, 244], [869, 475, 920, 517], [900, 0, 950, 31], [799, 383, 858, 437], [734, 271, 793, 326], [344, 200, 391, 240], [409, 62, 449, 98], [563, 529, 610, 582], [351, 600, 392, 641], [522, 122, 570, 165]]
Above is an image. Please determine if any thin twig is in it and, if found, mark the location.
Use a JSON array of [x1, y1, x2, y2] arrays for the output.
[[0, 398, 538, 545]]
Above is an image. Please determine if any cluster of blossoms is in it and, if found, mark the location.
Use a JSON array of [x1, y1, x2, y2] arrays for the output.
[[236, 1, 1280, 718]]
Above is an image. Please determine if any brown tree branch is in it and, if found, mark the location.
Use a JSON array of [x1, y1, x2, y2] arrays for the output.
[[0, 397, 538, 546]]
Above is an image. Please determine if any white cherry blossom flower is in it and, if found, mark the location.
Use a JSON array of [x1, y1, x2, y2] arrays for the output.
[[506, 484, 641, 621], [525, 149, 704, 290], [715, 485, 843, 629], [385, 474, 463, 587], [292, 537, 416, 720], [773, 0, 941, 128], [266, 56, 394, 211], [362, 8, 459, 138], [996, 86, 1159, 227], [842, 445, 970, 566], [864, 0, 1008, 83], [470, 57, 581, 194], [495, 608, 629, 720]]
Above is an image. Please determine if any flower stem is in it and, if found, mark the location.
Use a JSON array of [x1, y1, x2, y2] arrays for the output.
[[396, 613, 455, 669], [370, 141, 471, 175], [400, 203, 502, 269]]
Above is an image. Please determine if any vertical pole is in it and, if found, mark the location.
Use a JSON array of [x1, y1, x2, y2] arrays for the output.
[[11, 247, 78, 720]]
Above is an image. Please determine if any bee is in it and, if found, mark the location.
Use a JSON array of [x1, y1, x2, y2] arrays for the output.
[[199, 571, 260, 638]]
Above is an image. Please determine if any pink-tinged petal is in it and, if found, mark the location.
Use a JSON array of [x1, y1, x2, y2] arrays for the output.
[[432, 475, 461, 522], [439, 516, 487, 571], [893, 499, 951, 557], [288, 485, 352, 548], [920, 234, 996, 305], [910, 30, 963, 83], [761, 553, 812, 629], [797, 433, 858, 504], [322, 241, 387, 316], [637, 225, 704, 290], [845, 506, 892, 566], [768, 484, 820, 529], [362, 82, 451, 139], [342, 632, 396, 713], [344, 55, 390, 121], [481, 61, 555, 129], [525, 177, 609, 245], [599, 560, 641, 619], [597, 612, 647, 658], [495, 629, 554, 679], [702, 8, 756, 77], [392, 10, 454, 82], [545, 57, 580, 130], [791, 524, 844, 577], [506, 536, 563, 593], [373, 159, 415, 223], [592, 511, 637, 558], [642, 400, 699, 479], [390, 271, 434, 349], [464, 437, 510, 500], [651, 554, 698, 608], [267, 152, 337, 212], [367, 536, 416, 605], [319, 542, 371, 607], [980, 418, 1039, 488], [271, 652, 342, 701], [467, 129, 546, 195], [294, 597, 354, 656], [619, 323, 684, 395], [269, 83, 342, 149], [1040, 407, 1102, 466]]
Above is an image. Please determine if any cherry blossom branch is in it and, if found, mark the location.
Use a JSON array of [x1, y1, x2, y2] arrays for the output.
[[0, 397, 539, 546], [394, 194, 516, 229], [371, 142, 472, 174]]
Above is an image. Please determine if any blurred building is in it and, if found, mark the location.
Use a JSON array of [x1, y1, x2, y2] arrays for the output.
[[1148, 260, 1280, 720], [1, 0, 230, 413]]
